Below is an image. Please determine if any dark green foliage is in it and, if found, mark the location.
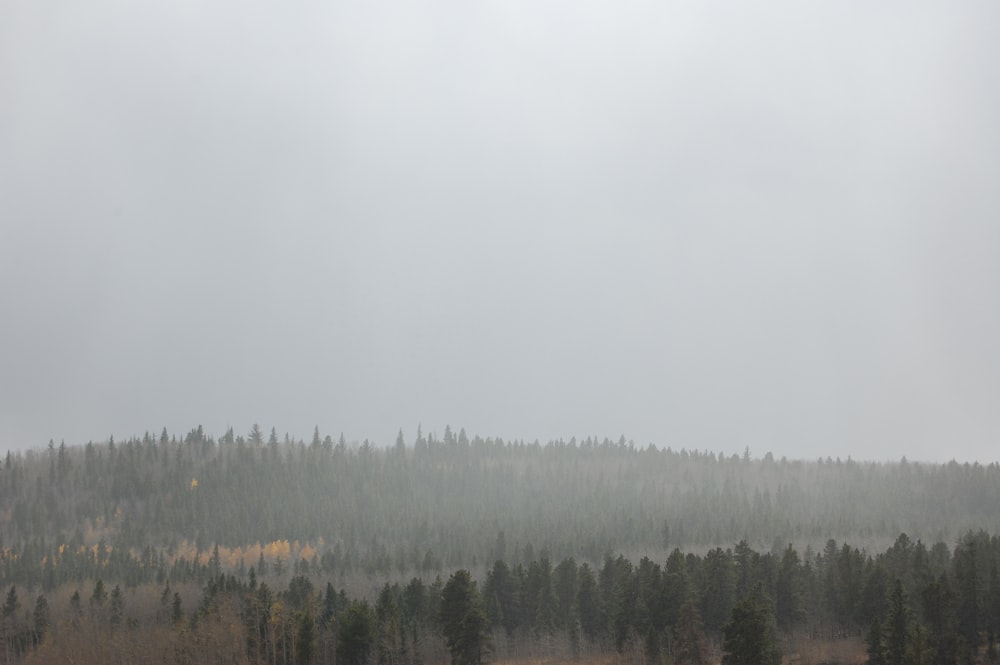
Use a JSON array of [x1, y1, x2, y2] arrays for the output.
[[634, 556, 664, 662], [700, 548, 736, 634], [576, 562, 603, 645], [338, 600, 376, 665], [171, 592, 184, 626], [69, 590, 81, 625], [954, 531, 987, 663], [90, 579, 107, 607], [600, 555, 636, 652], [884, 580, 913, 665], [32, 595, 50, 645], [674, 599, 711, 665], [886, 578, 934, 665], [286, 575, 315, 610], [440, 570, 492, 665], [526, 557, 556, 635], [827, 543, 865, 634], [246, 582, 274, 663], [375, 583, 403, 665], [320, 582, 341, 628], [296, 609, 317, 665], [867, 617, 886, 665], [923, 575, 959, 665], [109, 584, 124, 626], [722, 587, 781, 665], [5, 430, 1000, 592], [552, 557, 578, 631], [3, 430, 1000, 664], [860, 564, 890, 629], [483, 560, 520, 636], [2, 586, 18, 618], [663, 548, 693, 629], [0, 533, 991, 665], [775, 544, 806, 631]]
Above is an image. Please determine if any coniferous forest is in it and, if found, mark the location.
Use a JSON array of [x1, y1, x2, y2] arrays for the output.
[[3, 426, 1000, 664]]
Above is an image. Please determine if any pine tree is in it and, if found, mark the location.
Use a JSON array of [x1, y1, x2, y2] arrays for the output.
[[440, 570, 492, 665], [338, 600, 375, 665], [32, 595, 49, 646], [775, 544, 806, 631], [884, 580, 913, 665], [2, 587, 18, 619], [576, 563, 603, 645], [90, 579, 107, 607], [867, 618, 886, 665], [701, 548, 736, 634], [674, 599, 710, 665], [375, 583, 402, 665], [483, 560, 517, 635], [663, 548, 693, 630], [297, 609, 317, 665], [954, 533, 984, 663], [109, 584, 124, 626], [171, 593, 184, 626], [922, 575, 959, 665], [721, 587, 780, 665], [69, 590, 82, 627], [602, 556, 635, 653]]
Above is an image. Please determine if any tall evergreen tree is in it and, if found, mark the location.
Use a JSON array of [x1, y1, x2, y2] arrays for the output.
[[775, 544, 806, 632], [109, 584, 124, 627], [2, 587, 18, 619], [375, 583, 402, 665], [440, 570, 492, 665], [673, 599, 710, 665], [884, 580, 908, 665], [576, 563, 603, 645], [297, 609, 317, 665], [954, 532, 985, 663], [922, 575, 959, 665], [721, 587, 780, 665], [31, 595, 49, 646], [338, 600, 376, 665], [171, 592, 184, 626], [663, 548, 694, 630], [701, 548, 736, 634]]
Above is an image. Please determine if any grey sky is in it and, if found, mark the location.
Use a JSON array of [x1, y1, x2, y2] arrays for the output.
[[2, 0, 998, 462]]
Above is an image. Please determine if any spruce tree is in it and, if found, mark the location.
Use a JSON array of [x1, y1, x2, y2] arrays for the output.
[[338, 600, 376, 665], [440, 570, 492, 665], [297, 609, 317, 665], [884, 580, 913, 665], [674, 599, 711, 665], [721, 587, 780, 665]]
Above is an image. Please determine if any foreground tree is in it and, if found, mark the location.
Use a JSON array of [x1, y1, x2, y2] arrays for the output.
[[722, 587, 780, 665], [440, 570, 492, 665], [674, 599, 711, 665], [922, 575, 958, 665], [31, 596, 49, 646], [775, 544, 806, 632], [297, 609, 316, 665], [883, 580, 931, 665], [338, 600, 376, 665], [867, 618, 886, 665]]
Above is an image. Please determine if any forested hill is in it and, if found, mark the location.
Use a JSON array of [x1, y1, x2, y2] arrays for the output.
[[2, 426, 998, 589]]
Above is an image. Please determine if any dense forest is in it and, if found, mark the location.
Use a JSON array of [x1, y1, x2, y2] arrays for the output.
[[2, 426, 1000, 664]]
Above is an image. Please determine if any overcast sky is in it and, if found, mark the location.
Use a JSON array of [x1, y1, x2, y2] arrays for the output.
[[2, 0, 998, 463]]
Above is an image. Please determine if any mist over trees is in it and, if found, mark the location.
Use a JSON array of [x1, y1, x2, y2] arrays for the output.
[[2, 426, 1000, 664], [3, 426, 999, 581]]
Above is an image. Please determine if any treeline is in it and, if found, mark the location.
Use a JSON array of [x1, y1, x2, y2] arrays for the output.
[[2, 425, 1000, 591], [6, 533, 1000, 665]]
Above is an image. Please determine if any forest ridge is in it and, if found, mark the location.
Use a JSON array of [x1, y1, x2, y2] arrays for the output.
[[2, 426, 1000, 664], [3, 425, 1000, 588]]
